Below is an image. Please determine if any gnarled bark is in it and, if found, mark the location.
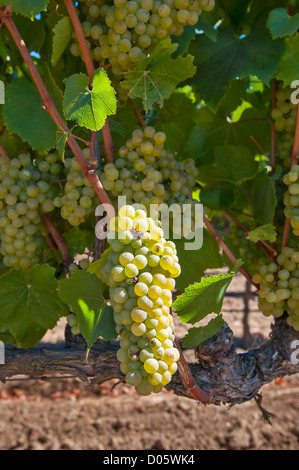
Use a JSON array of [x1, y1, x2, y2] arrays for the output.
[[1, 317, 298, 407]]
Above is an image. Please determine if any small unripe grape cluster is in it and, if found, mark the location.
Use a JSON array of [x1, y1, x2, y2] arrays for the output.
[[272, 84, 297, 167], [67, 313, 81, 335], [253, 246, 299, 331], [283, 165, 299, 236], [228, 224, 267, 276], [53, 148, 98, 227], [0, 152, 64, 269], [100, 126, 201, 237], [101, 204, 180, 395], [71, 0, 215, 77]]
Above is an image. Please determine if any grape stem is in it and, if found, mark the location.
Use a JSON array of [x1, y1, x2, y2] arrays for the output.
[[173, 336, 211, 404], [42, 214, 73, 267], [203, 215, 258, 289], [43, 232, 58, 255], [250, 135, 271, 164], [63, 0, 94, 82], [0, 6, 115, 218], [63, 0, 115, 163], [129, 98, 147, 129], [0, 142, 9, 158]]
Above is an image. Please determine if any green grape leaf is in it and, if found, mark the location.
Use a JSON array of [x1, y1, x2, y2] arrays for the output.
[[3, 78, 57, 152], [171, 26, 197, 58], [267, 8, 299, 39], [122, 39, 196, 112], [52, 16, 73, 66], [0, 332, 16, 345], [58, 270, 117, 349], [0, 265, 68, 348], [173, 260, 243, 325], [40, 63, 64, 116], [63, 69, 117, 131], [250, 170, 278, 225], [156, 92, 197, 157], [172, 18, 217, 58], [11, 13, 46, 53], [188, 25, 285, 111], [217, 78, 249, 118], [56, 128, 71, 162], [63, 226, 89, 258], [276, 33, 299, 85], [77, 300, 115, 361], [248, 224, 277, 243], [182, 315, 225, 348], [0, 0, 49, 18], [199, 186, 235, 211], [197, 144, 259, 188], [188, 106, 271, 165], [88, 246, 112, 282], [173, 229, 224, 292]]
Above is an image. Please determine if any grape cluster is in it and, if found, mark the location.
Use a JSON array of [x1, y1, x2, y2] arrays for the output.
[[71, 0, 215, 77], [53, 148, 99, 227], [272, 84, 297, 167], [0, 153, 64, 269], [228, 224, 267, 276], [101, 204, 180, 395], [283, 165, 299, 236], [100, 126, 201, 236], [67, 313, 81, 335], [253, 246, 299, 331]]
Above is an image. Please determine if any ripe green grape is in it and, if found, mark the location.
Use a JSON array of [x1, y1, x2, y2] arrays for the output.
[[53, 149, 99, 227], [99, 126, 201, 239], [0, 152, 65, 268], [101, 205, 180, 395], [272, 83, 297, 167], [254, 246, 299, 330], [71, 0, 214, 97], [283, 165, 299, 236]]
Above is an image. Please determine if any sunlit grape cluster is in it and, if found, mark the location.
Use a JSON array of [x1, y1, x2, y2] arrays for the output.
[[272, 84, 297, 167], [0, 153, 64, 269], [71, 0, 215, 77], [100, 126, 201, 236], [53, 148, 99, 227], [101, 204, 180, 395], [283, 165, 299, 236], [253, 246, 299, 331]]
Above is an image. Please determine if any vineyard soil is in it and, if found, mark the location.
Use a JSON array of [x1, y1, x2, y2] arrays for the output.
[[0, 273, 298, 451]]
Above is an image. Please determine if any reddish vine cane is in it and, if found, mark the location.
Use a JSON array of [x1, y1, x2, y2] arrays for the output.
[[168, 308, 211, 404]]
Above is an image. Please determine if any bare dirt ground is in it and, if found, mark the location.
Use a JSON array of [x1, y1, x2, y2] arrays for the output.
[[0, 273, 298, 451]]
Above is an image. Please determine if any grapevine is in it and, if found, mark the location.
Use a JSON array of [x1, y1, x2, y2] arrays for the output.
[[0, 0, 298, 414]]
